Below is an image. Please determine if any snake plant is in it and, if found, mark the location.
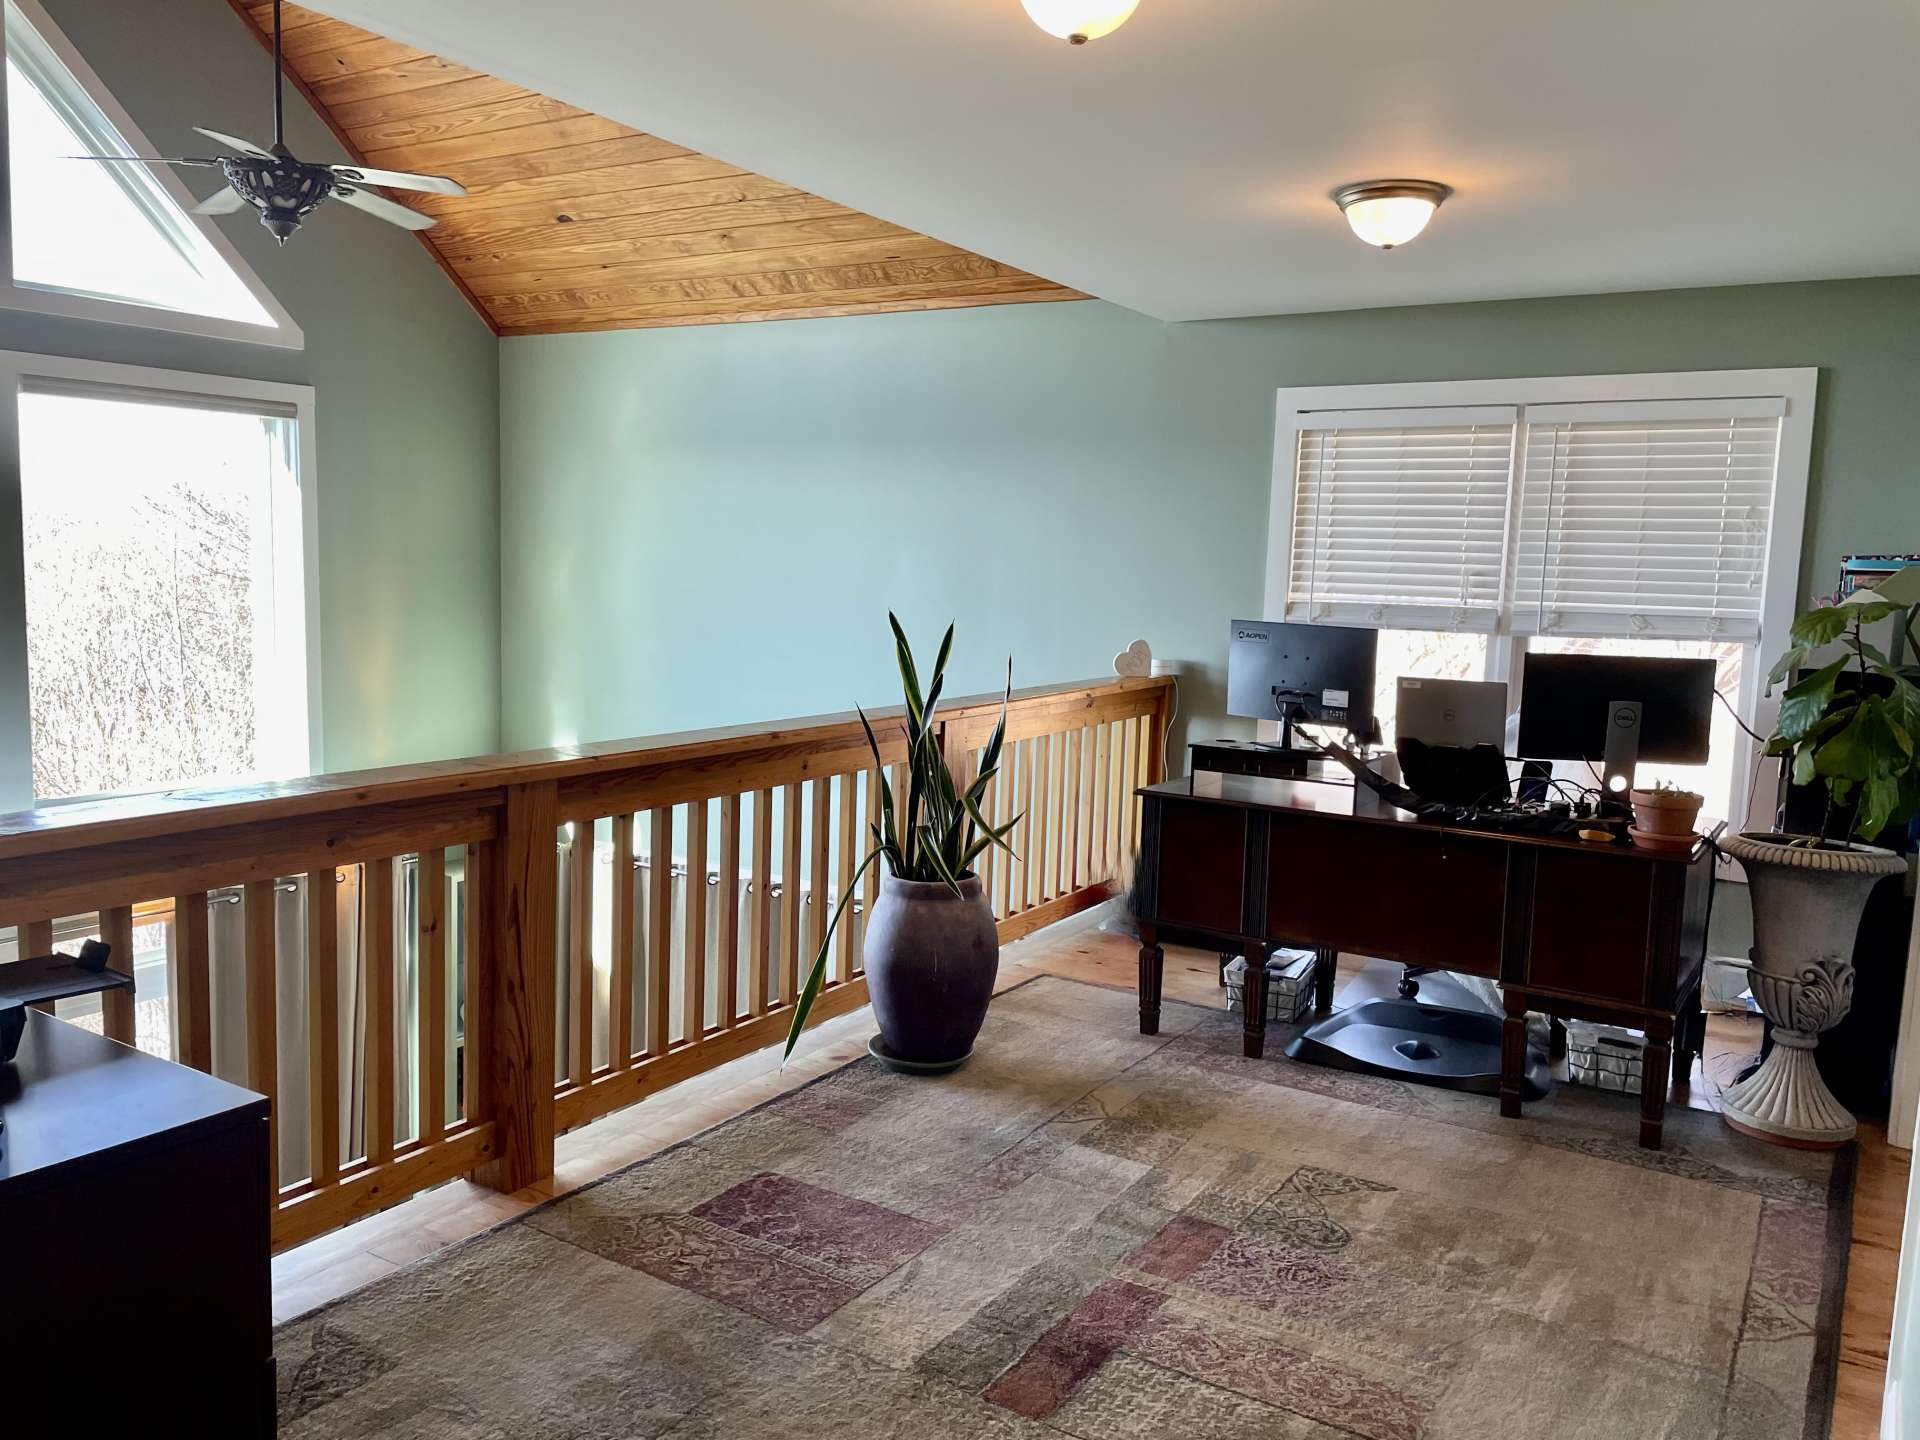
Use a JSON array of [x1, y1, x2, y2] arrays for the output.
[[783, 615, 1021, 1061]]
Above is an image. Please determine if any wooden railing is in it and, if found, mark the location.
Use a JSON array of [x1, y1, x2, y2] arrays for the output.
[[0, 675, 1172, 1251]]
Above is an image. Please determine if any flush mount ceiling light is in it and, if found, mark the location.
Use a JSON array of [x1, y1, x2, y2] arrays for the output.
[[1021, 0, 1140, 44], [1332, 179, 1453, 249]]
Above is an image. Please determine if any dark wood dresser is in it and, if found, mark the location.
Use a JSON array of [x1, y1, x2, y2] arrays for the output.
[[0, 1009, 273, 1433]]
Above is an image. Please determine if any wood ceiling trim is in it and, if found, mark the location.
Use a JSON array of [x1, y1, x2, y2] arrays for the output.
[[231, 3, 1084, 333], [507, 288, 1086, 337]]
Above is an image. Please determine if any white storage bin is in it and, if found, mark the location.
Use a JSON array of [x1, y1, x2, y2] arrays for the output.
[[1566, 1020, 1647, 1096], [1224, 949, 1317, 1024]]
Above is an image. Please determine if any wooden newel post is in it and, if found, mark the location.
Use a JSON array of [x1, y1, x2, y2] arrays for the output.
[[469, 780, 558, 1194]]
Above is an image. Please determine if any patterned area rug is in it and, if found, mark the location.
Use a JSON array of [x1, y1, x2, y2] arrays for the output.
[[276, 977, 1853, 1439]]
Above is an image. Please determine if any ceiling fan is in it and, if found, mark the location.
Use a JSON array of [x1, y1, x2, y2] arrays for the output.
[[70, 0, 466, 244]]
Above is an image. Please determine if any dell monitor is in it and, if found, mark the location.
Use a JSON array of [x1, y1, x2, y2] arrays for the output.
[[1517, 653, 1714, 806], [1226, 620, 1378, 749]]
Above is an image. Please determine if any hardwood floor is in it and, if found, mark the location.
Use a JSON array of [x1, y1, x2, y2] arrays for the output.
[[272, 911, 1909, 1437]]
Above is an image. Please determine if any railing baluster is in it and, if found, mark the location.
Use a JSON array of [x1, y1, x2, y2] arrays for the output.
[[363, 860, 395, 1166], [23, 918, 54, 1015], [1117, 718, 1136, 868], [100, 904, 135, 1045], [781, 782, 802, 1006], [1013, 744, 1029, 913], [172, 892, 213, 1072], [1029, 733, 1052, 909], [1121, 718, 1136, 852], [1092, 723, 1112, 881], [465, 838, 495, 1127], [1053, 732, 1072, 899], [306, 868, 340, 1187], [244, 880, 279, 1194], [861, 770, 882, 970], [808, 777, 830, 977], [647, 807, 673, 1058], [610, 813, 635, 1066], [993, 753, 1013, 919], [683, 799, 708, 1042], [1067, 725, 1087, 892], [416, 848, 446, 1146], [891, 761, 909, 863], [835, 772, 856, 984], [566, 827, 594, 1085], [750, 788, 772, 1016], [717, 795, 741, 1027]]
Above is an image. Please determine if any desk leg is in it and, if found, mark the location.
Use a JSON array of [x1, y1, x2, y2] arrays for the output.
[[1500, 990, 1529, 1120], [1137, 928, 1163, 1036], [1242, 941, 1269, 1059], [1312, 946, 1338, 1017], [1640, 1016, 1673, 1151], [1672, 984, 1704, 1091]]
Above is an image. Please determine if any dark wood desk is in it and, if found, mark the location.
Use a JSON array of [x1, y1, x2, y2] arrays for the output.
[[1133, 772, 1718, 1149], [0, 1010, 273, 1432]]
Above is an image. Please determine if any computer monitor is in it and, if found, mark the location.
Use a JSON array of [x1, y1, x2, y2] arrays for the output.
[[1395, 677, 1508, 750], [1226, 620, 1378, 747], [1516, 653, 1715, 764]]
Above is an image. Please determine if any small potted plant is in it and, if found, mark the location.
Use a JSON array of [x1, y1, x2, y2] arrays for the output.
[[1628, 780, 1705, 845], [1717, 581, 1919, 1145], [783, 616, 1022, 1072]]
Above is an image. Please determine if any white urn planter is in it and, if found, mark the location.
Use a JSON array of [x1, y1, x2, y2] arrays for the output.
[[1718, 831, 1908, 1148]]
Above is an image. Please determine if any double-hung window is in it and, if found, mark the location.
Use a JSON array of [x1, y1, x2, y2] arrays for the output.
[[1266, 371, 1816, 832], [0, 351, 320, 810]]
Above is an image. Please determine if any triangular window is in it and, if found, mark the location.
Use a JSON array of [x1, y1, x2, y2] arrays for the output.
[[1, 0, 295, 342]]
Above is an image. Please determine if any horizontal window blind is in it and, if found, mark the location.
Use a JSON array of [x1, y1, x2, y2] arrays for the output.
[[1285, 406, 1516, 632], [1512, 399, 1785, 640]]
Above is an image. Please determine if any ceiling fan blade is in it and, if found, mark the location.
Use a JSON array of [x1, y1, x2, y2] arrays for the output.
[[193, 126, 272, 157], [194, 188, 250, 215], [67, 154, 220, 167], [328, 164, 467, 197], [332, 185, 438, 231]]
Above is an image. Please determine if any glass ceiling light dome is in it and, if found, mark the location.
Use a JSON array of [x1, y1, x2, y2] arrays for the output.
[[1022, 0, 1140, 44], [1333, 180, 1454, 249]]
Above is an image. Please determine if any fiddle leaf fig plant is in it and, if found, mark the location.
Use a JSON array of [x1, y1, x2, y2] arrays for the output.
[[782, 615, 1022, 1061], [1764, 597, 1920, 843]]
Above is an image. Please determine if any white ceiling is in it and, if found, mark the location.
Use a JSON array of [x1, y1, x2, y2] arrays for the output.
[[314, 0, 1920, 322]]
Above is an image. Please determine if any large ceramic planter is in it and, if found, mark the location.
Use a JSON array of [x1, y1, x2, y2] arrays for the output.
[[863, 873, 999, 1072], [1718, 831, 1907, 1147]]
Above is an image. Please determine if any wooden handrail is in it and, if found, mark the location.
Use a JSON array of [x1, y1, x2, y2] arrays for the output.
[[0, 675, 1170, 861], [0, 674, 1174, 1249]]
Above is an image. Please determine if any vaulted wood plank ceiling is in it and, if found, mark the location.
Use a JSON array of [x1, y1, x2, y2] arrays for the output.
[[228, 3, 1084, 335]]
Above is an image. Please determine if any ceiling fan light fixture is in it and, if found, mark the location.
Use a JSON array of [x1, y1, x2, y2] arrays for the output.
[[1333, 179, 1453, 249], [1021, 0, 1140, 44]]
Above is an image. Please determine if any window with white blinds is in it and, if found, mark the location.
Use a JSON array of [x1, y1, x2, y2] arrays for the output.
[[1286, 406, 1516, 632], [1280, 395, 1787, 642], [1512, 400, 1784, 640]]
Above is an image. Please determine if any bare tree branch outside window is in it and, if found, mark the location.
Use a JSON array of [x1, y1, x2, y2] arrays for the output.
[[21, 394, 270, 800]]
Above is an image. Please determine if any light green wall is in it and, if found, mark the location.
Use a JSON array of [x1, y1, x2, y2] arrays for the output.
[[1, 0, 500, 776], [500, 278, 1920, 754]]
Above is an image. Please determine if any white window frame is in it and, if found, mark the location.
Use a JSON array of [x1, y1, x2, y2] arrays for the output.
[[0, 349, 323, 810], [0, 0, 302, 348], [1264, 369, 1817, 838]]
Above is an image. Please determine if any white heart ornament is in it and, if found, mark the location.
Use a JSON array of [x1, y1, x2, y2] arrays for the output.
[[1112, 639, 1152, 677]]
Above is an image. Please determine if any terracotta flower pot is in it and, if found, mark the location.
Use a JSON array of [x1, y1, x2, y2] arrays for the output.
[[1629, 787, 1703, 838], [862, 872, 999, 1071]]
